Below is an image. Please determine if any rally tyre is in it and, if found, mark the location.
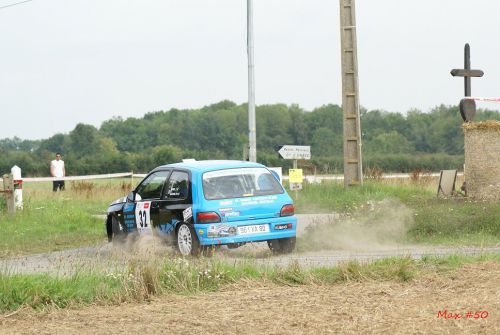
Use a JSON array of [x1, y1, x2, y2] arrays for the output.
[[111, 216, 126, 243], [267, 239, 282, 254], [200, 244, 220, 257], [280, 237, 296, 254], [176, 223, 201, 256], [267, 237, 296, 255]]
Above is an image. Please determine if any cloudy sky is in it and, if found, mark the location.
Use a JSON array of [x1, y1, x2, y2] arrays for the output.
[[1, 0, 499, 139]]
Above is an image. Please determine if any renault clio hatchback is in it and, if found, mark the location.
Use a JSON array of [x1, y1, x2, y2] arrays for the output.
[[106, 160, 297, 255]]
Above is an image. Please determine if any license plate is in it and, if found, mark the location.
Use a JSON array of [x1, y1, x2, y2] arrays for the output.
[[237, 224, 269, 235]]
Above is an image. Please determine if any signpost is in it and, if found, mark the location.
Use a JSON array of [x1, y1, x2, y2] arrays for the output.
[[289, 169, 304, 190], [277, 145, 310, 194], [277, 145, 311, 160]]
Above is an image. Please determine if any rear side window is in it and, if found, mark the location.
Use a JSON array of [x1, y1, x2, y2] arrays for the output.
[[164, 171, 189, 200], [203, 167, 284, 200], [136, 170, 170, 200]]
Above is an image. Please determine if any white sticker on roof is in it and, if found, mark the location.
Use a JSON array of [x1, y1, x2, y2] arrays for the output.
[[204, 168, 268, 179]]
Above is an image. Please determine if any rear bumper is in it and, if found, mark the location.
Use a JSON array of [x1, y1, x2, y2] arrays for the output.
[[195, 216, 297, 246]]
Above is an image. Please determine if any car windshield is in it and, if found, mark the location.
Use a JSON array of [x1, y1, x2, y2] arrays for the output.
[[202, 167, 283, 200]]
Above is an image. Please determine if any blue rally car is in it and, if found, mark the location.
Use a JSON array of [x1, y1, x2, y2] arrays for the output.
[[106, 160, 297, 255]]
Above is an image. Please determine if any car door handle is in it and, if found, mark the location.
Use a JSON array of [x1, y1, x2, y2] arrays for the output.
[[151, 203, 159, 209]]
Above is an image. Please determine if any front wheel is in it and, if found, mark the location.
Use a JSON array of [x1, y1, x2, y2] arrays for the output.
[[267, 237, 296, 255], [111, 216, 127, 243], [176, 223, 201, 256]]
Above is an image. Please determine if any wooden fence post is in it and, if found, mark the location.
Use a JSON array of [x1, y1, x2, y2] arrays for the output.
[[2, 174, 15, 215]]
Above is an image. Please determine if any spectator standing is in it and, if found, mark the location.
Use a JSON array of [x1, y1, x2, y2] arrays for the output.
[[50, 153, 65, 191]]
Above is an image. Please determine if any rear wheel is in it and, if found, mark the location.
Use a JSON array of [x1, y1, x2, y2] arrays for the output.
[[176, 223, 201, 256], [280, 237, 296, 254], [267, 237, 296, 254], [227, 243, 245, 249], [200, 244, 220, 257]]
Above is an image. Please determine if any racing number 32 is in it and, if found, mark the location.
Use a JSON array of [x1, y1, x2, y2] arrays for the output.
[[135, 201, 151, 232], [138, 210, 147, 227]]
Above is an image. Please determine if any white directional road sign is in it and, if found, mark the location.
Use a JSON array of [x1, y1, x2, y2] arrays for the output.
[[278, 145, 311, 160]]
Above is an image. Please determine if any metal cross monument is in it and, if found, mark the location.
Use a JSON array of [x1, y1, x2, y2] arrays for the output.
[[450, 43, 484, 121]]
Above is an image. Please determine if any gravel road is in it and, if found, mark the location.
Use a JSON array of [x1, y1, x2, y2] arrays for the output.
[[1, 214, 499, 275]]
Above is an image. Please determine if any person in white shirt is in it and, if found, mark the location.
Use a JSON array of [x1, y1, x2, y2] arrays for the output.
[[50, 153, 66, 191]]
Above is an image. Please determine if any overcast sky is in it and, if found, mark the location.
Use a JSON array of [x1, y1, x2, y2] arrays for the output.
[[1, 0, 499, 139]]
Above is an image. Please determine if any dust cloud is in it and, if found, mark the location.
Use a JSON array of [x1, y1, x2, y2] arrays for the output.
[[297, 199, 414, 252], [109, 233, 176, 260]]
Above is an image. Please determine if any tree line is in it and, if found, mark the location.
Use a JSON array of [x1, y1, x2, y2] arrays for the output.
[[1, 101, 499, 176]]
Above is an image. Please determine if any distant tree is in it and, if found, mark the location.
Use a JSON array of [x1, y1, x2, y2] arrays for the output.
[[1, 101, 499, 175], [152, 145, 183, 166], [311, 127, 343, 156], [256, 104, 293, 149], [405, 109, 432, 152], [426, 105, 463, 155], [364, 131, 414, 154], [68, 124, 101, 157], [361, 110, 409, 142], [288, 104, 308, 145], [38, 133, 68, 154]]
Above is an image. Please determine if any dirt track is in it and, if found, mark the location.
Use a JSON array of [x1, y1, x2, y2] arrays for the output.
[[2, 262, 499, 335], [2, 213, 499, 275]]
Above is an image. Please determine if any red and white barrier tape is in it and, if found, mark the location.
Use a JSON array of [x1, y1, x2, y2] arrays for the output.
[[5, 171, 464, 183], [464, 97, 500, 103], [299, 172, 463, 182]]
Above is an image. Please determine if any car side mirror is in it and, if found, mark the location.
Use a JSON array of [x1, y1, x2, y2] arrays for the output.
[[127, 191, 136, 202]]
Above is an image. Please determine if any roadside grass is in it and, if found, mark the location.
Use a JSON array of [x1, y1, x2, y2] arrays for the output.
[[292, 181, 499, 246], [0, 193, 105, 258], [408, 198, 499, 245], [291, 180, 433, 213], [0, 180, 132, 258], [1, 253, 499, 313], [22, 179, 133, 214], [0, 273, 122, 312], [0, 177, 498, 258]]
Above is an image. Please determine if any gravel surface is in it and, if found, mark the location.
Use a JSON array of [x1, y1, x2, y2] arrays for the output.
[[1, 214, 499, 334], [1, 214, 499, 274]]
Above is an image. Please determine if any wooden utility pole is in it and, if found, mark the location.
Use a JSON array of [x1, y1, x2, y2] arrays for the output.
[[339, 0, 363, 186]]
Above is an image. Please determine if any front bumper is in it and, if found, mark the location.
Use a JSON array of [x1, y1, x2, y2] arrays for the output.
[[195, 216, 297, 246]]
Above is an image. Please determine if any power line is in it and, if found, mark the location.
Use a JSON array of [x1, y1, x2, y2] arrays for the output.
[[0, 0, 34, 10]]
